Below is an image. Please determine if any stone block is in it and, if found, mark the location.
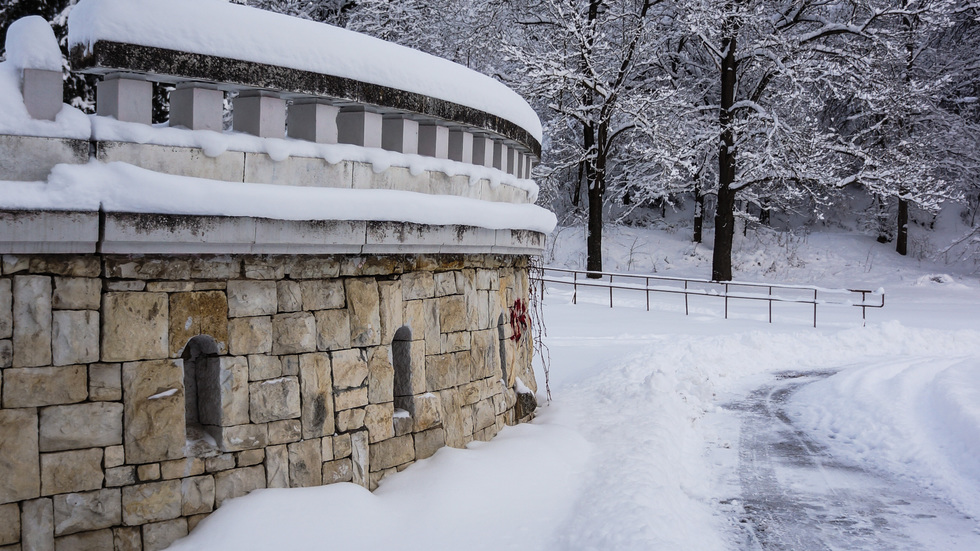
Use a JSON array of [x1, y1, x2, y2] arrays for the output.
[[337, 108, 382, 148], [401, 300, 424, 338], [413, 427, 447, 461], [21, 497, 53, 551], [142, 519, 188, 551], [247, 355, 282, 381], [393, 409, 413, 436], [425, 354, 455, 392], [227, 316, 272, 355], [3, 366, 87, 408], [333, 433, 352, 459], [137, 464, 161, 482], [335, 387, 369, 411], [401, 272, 435, 301], [39, 402, 123, 452], [287, 100, 339, 144], [54, 528, 113, 551], [421, 299, 441, 353], [105, 467, 136, 487], [272, 313, 317, 355], [364, 403, 394, 443], [438, 389, 467, 448], [88, 364, 121, 401], [237, 448, 264, 468], [395, 393, 442, 433], [265, 445, 289, 488], [102, 292, 169, 362], [106, 281, 145, 292], [470, 329, 499, 380], [211, 424, 267, 453], [13, 275, 52, 367], [214, 466, 265, 508], [181, 476, 215, 516], [233, 91, 285, 138], [336, 408, 365, 432], [473, 399, 496, 431], [298, 353, 334, 439], [146, 282, 193, 293], [51, 311, 98, 366], [121, 480, 181, 526], [377, 280, 403, 345], [0, 280, 10, 340], [52, 489, 120, 536], [345, 278, 380, 347], [197, 356, 249, 427], [314, 309, 350, 351], [331, 348, 368, 390], [161, 457, 205, 480], [122, 360, 185, 464], [104, 446, 125, 469], [281, 355, 300, 376], [0, 409, 40, 504], [0, 340, 10, 368], [0, 503, 19, 546], [267, 419, 302, 445], [205, 454, 235, 473], [287, 439, 322, 488], [452, 351, 474, 385], [242, 259, 285, 280], [321, 458, 353, 484], [367, 346, 394, 404], [40, 449, 103, 496], [169, 291, 228, 358], [28, 257, 101, 278], [112, 526, 141, 551], [227, 281, 277, 318], [51, 278, 100, 311], [169, 83, 223, 132], [433, 272, 457, 297], [369, 435, 414, 471], [276, 281, 302, 312], [350, 431, 369, 489], [249, 376, 301, 423], [441, 331, 471, 354], [300, 280, 345, 311], [437, 295, 467, 334]]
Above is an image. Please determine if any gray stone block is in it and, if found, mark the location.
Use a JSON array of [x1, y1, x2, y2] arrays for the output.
[[271, 312, 316, 355], [233, 91, 285, 138], [39, 402, 122, 452], [141, 518, 188, 551], [3, 365, 87, 408], [96, 141, 246, 183], [0, 408, 40, 504], [287, 439, 321, 488], [418, 124, 449, 159], [382, 115, 419, 154], [227, 280, 277, 317], [169, 83, 223, 132], [121, 480, 181, 525], [22, 69, 63, 121], [13, 275, 51, 368], [0, 502, 18, 545], [248, 376, 301, 424], [21, 497, 53, 551], [264, 445, 289, 489], [51, 277, 100, 311], [52, 310, 99, 366], [122, 360, 185, 464], [0, 136, 89, 182], [448, 129, 474, 163], [52, 489, 121, 536], [213, 466, 265, 508], [97, 74, 151, 125], [40, 449, 104, 496], [287, 100, 339, 144], [299, 352, 334, 439], [337, 108, 382, 148]]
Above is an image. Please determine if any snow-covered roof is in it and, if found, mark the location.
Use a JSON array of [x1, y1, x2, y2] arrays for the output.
[[67, 0, 542, 145]]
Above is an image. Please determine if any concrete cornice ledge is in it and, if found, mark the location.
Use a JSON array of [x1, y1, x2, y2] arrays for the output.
[[0, 210, 546, 256]]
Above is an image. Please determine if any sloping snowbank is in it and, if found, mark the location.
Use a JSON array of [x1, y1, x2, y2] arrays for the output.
[[789, 356, 980, 520], [68, 0, 542, 141], [169, 422, 589, 550], [0, 161, 558, 233]]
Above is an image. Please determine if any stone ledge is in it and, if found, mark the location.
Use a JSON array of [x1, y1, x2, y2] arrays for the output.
[[0, 136, 89, 182], [0, 211, 100, 254]]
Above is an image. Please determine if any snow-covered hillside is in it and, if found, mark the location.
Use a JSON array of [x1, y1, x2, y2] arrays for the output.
[[171, 224, 980, 550]]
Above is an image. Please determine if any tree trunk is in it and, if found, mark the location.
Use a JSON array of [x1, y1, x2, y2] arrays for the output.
[[712, 18, 739, 282], [587, 173, 604, 277], [896, 195, 908, 255], [693, 182, 704, 243]]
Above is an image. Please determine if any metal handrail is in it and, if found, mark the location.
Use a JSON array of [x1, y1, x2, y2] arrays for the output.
[[533, 267, 885, 328]]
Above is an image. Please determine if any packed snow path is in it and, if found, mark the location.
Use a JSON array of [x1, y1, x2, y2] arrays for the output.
[[719, 370, 980, 550]]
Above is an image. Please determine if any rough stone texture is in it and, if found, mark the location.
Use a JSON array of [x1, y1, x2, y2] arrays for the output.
[[336, 408, 366, 432], [54, 528, 113, 551], [425, 354, 455, 392], [0, 503, 19, 546], [104, 446, 125, 469], [432, 271, 457, 297], [121, 480, 181, 526], [276, 280, 302, 312], [198, 356, 249, 427], [401, 271, 434, 300], [88, 363, 122, 401], [40, 449, 103, 496], [0, 279, 11, 340], [51, 277, 100, 311], [333, 433, 352, 459], [112, 526, 141, 551], [180, 476, 215, 516], [321, 458, 353, 484], [267, 419, 302, 445], [136, 464, 160, 482], [437, 295, 467, 333], [264, 445, 289, 488], [369, 435, 415, 471], [298, 353, 334, 439], [367, 346, 394, 404], [272, 312, 316, 354], [350, 431, 369, 489], [377, 280, 403, 344], [13, 275, 52, 367], [314, 309, 350, 351], [141, 518, 187, 551], [249, 376, 301, 423], [39, 402, 123, 452], [0, 339, 11, 368], [287, 439, 322, 488], [214, 466, 265, 508], [161, 458, 204, 480], [345, 278, 381, 347], [437, 388, 466, 448], [168, 291, 228, 357], [210, 423, 268, 452], [473, 399, 496, 431], [101, 293, 168, 362], [122, 360, 185, 464], [364, 403, 394, 443], [331, 348, 368, 389], [50, 311, 99, 366], [299, 279, 345, 311], [515, 389, 538, 420], [226, 280, 277, 317], [0, 409, 40, 504], [237, 448, 264, 467], [227, 316, 273, 356], [247, 354, 281, 381], [22, 497, 54, 551], [335, 387, 369, 411], [205, 454, 235, 473], [52, 489, 121, 536], [105, 467, 136, 487], [393, 411, 413, 437], [395, 393, 442, 433], [2, 366, 87, 408]]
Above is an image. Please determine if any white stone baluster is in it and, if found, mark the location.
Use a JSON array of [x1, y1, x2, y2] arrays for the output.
[[169, 83, 223, 132], [382, 115, 419, 154], [97, 74, 152, 125], [418, 124, 449, 159], [492, 141, 508, 172], [448, 130, 474, 164], [472, 135, 493, 168], [233, 90, 286, 138], [287, 99, 339, 144], [337, 107, 383, 148]]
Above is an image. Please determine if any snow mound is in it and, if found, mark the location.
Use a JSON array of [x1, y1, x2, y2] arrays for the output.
[[913, 273, 968, 289], [5, 16, 62, 72], [68, 0, 542, 142]]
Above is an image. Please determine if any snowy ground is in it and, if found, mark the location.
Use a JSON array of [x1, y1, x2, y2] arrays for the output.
[[172, 224, 980, 550]]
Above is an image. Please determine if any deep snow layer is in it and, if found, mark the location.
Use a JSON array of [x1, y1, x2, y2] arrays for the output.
[[170, 225, 980, 550]]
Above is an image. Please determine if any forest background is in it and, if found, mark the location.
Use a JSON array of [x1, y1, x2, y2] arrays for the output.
[[3, 0, 979, 280]]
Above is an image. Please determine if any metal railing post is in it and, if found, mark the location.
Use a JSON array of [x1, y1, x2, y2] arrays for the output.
[[646, 277, 650, 311], [724, 283, 729, 320], [609, 274, 614, 308], [684, 281, 689, 316], [768, 286, 773, 324], [573, 271, 577, 305], [813, 289, 818, 328]]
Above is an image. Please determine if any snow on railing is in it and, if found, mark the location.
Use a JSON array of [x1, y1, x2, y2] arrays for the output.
[[534, 267, 886, 328], [58, 0, 540, 177]]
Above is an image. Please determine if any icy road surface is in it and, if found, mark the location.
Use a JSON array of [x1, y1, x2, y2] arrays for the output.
[[716, 370, 980, 550]]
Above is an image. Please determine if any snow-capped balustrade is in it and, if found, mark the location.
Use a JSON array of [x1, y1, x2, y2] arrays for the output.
[[65, 0, 540, 178]]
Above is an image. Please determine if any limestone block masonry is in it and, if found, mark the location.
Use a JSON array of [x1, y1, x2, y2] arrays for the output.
[[0, 252, 538, 550]]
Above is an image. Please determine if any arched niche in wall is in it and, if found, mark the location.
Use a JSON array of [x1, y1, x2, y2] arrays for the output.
[[182, 334, 221, 456], [392, 325, 413, 398], [497, 313, 509, 384]]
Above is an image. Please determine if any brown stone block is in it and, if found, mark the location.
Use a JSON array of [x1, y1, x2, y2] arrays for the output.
[[336, 407, 365, 432], [213, 466, 265, 508], [39, 402, 123, 452], [345, 278, 380, 347], [331, 348, 367, 390], [122, 360, 185, 464], [437, 294, 467, 334], [287, 439, 321, 488], [180, 475, 215, 516], [0, 503, 19, 546], [369, 434, 415, 471], [169, 291, 228, 357], [334, 387, 368, 412], [248, 376, 301, 424], [88, 363, 122, 401], [367, 346, 394, 404], [321, 458, 353, 485], [314, 309, 350, 351], [272, 312, 316, 355], [211, 423, 268, 453], [122, 480, 181, 526], [227, 316, 272, 356], [299, 279, 345, 311], [298, 353, 334, 439], [364, 403, 394, 443], [401, 271, 435, 300], [40, 449, 103, 496], [247, 354, 282, 381], [51, 277, 100, 311], [54, 528, 113, 551], [112, 526, 141, 551], [3, 366, 87, 408], [160, 457, 205, 480], [377, 280, 403, 345], [425, 354, 455, 392], [0, 279, 12, 340], [433, 271, 457, 296], [52, 488, 120, 536], [265, 444, 288, 489], [102, 293, 169, 362], [141, 518, 187, 551], [276, 280, 302, 313], [12, 275, 52, 368], [267, 419, 302, 445], [0, 408, 40, 504]]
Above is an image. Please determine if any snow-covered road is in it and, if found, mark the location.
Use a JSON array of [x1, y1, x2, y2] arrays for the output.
[[717, 370, 979, 550]]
